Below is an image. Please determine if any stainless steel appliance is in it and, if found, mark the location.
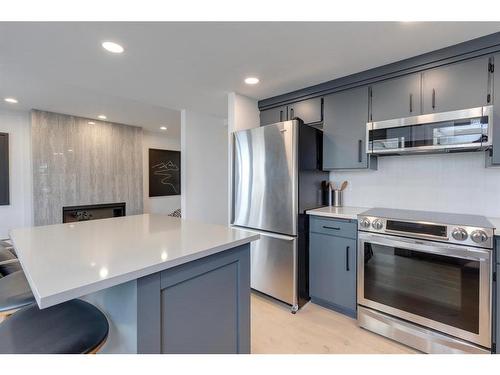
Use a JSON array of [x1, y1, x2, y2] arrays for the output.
[[357, 208, 494, 354], [366, 106, 493, 155], [232, 120, 327, 312]]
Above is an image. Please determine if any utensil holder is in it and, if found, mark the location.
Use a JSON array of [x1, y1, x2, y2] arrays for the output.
[[332, 190, 343, 207]]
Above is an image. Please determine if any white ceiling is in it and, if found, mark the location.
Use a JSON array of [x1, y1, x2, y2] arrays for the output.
[[1, 22, 500, 133]]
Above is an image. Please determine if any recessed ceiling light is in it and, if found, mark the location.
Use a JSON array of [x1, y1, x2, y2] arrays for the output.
[[160, 126, 167, 130], [97, 115, 107, 120], [88, 121, 95, 125], [102, 41, 124, 54], [244, 77, 259, 85], [4, 97, 18, 104]]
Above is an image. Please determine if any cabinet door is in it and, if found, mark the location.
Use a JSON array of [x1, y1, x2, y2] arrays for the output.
[[289, 97, 323, 124], [309, 232, 356, 316], [370, 73, 421, 121], [323, 87, 370, 169], [422, 57, 490, 114], [496, 237, 500, 354], [260, 105, 287, 126], [491, 56, 500, 165]]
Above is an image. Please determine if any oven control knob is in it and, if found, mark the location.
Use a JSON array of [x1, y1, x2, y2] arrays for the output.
[[372, 219, 384, 230], [471, 230, 488, 244], [359, 218, 371, 229], [451, 228, 468, 241]]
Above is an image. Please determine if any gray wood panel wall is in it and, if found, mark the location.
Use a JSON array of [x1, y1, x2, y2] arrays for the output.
[[31, 110, 143, 225]]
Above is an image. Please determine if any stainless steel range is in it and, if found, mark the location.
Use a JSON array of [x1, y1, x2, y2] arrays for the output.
[[357, 208, 495, 354]]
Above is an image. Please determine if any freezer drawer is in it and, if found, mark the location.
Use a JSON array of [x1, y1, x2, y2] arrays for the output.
[[249, 231, 297, 306]]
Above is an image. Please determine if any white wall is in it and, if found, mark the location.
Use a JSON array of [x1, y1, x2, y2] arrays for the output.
[[181, 109, 228, 225], [330, 152, 500, 218], [227, 93, 260, 223], [227, 92, 260, 133], [0, 108, 33, 238], [143, 130, 181, 215]]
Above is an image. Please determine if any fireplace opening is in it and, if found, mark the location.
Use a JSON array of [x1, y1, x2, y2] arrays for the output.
[[62, 202, 126, 223]]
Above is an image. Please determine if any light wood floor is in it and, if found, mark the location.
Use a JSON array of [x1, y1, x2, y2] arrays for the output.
[[251, 293, 419, 354]]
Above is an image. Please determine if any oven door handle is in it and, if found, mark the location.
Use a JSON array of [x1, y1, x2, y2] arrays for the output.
[[358, 232, 491, 262]]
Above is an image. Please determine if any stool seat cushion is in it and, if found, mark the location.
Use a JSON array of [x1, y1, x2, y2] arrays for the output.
[[0, 299, 109, 354], [0, 271, 34, 313]]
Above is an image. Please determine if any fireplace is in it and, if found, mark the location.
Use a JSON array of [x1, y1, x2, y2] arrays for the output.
[[62, 202, 126, 223]]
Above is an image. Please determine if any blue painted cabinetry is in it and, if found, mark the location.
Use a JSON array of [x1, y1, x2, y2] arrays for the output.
[[309, 216, 357, 317], [260, 97, 323, 126], [137, 244, 250, 354], [491, 54, 500, 165], [323, 87, 377, 170], [496, 236, 499, 354]]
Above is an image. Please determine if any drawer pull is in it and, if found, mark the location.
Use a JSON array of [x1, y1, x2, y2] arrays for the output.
[[323, 225, 340, 230], [346, 246, 350, 271]]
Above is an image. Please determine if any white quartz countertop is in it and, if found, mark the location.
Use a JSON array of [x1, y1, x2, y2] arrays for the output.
[[10, 214, 259, 309], [306, 206, 370, 220], [488, 217, 500, 234]]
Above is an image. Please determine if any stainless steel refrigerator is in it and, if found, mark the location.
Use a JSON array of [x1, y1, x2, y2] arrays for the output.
[[232, 120, 328, 312]]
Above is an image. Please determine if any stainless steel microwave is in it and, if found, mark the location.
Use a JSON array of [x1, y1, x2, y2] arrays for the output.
[[366, 106, 493, 155]]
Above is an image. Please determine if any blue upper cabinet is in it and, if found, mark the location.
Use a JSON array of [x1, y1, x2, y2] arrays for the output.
[[370, 57, 491, 123], [490, 55, 500, 165], [288, 97, 323, 125], [260, 105, 288, 126], [323, 87, 377, 170], [421, 57, 491, 114], [260, 97, 323, 127], [370, 73, 422, 122]]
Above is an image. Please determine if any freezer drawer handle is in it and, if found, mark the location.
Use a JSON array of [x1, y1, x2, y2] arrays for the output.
[[323, 225, 340, 231], [346, 246, 350, 271]]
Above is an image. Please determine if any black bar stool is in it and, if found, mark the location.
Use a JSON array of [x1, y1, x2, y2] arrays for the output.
[[0, 271, 36, 321], [0, 299, 109, 354], [0, 248, 21, 276]]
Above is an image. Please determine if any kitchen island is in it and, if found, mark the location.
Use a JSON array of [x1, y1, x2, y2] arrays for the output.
[[9, 214, 259, 354]]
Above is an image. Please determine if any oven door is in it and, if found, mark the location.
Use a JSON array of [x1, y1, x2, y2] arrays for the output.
[[358, 232, 492, 348]]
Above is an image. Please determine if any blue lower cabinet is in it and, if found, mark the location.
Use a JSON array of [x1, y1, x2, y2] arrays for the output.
[[496, 237, 499, 354], [309, 231, 357, 317], [137, 244, 250, 354]]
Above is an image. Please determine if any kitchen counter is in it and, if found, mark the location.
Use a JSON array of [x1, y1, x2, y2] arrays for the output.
[[10, 214, 259, 353], [488, 217, 500, 235], [306, 206, 370, 220], [10, 214, 259, 309]]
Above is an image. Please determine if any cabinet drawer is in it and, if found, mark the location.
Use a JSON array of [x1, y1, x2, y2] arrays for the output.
[[310, 216, 357, 239]]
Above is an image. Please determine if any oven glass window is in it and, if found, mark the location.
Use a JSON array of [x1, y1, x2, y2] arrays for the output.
[[363, 242, 480, 333]]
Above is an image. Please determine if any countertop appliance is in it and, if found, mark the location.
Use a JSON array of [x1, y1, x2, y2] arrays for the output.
[[367, 106, 493, 155], [357, 207, 495, 354], [232, 120, 328, 312]]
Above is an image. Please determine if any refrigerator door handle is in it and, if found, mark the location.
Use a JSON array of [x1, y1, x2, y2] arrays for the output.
[[231, 226, 296, 241]]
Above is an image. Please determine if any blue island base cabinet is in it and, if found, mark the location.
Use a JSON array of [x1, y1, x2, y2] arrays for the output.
[[309, 216, 357, 318], [137, 244, 251, 354]]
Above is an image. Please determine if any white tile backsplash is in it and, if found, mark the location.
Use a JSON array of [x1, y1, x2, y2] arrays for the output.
[[330, 152, 500, 217]]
